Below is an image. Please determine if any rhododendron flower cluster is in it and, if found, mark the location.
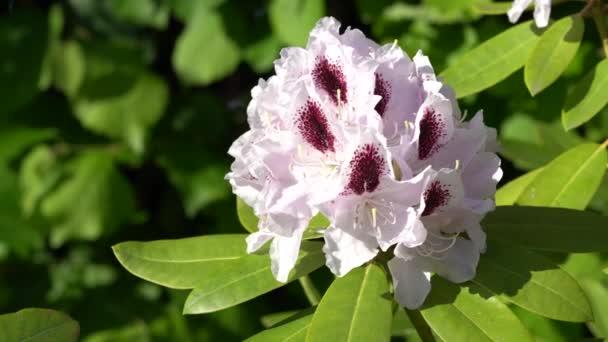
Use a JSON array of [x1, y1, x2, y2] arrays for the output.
[[226, 17, 502, 309]]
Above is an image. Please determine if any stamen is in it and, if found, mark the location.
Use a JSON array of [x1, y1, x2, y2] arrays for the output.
[[371, 207, 377, 227], [454, 159, 460, 170]]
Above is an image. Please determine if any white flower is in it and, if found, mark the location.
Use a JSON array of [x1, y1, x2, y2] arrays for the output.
[[227, 16, 503, 307], [508, 0, 551, 28]]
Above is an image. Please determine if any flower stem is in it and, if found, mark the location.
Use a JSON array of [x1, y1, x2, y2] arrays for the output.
[[298, 275, 321, 306], [592, 1, 608, 57], [405, 309, 437, 342]]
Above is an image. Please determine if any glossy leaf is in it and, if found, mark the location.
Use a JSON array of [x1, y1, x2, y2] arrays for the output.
[[474, 240, 592, 322], [562, 58, 608, 129], [440, 20, 543, 98], [261, 311, 300, 328], [517, 143, 607, 210], [236, 197, 327, 238], [269, 0, 325, 46], [0, 308, 79, 342], [184, 241, 324, 314], [420, 278, 533, 342], [114, 235, 250, 289], [246, 312, 313, 342], [306, 263, 392, 342], [172, 7, 240, 85], [483, 206, 608, 252], [114, 235, 325, 313], [495, 168, 543, 205], [524, 16, 583, 96]]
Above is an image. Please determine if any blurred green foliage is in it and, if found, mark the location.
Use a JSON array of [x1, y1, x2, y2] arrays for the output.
[[0, 0, 607, 341]]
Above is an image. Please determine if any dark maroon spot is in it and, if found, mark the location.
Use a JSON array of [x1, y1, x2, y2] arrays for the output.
[[374, 73, 391, 117], [418, 107, 446, 160], [421, 181, 450, 216], [296, 99, 336, 153], [312, 56, 348, 104], [344, 144, 386, 195]]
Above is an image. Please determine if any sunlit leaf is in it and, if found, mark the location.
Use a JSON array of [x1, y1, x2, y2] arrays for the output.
[[420, 278, 533, 342], [269, 0, 325, 46], [0, 308, 79, 342], [495, 168, 543, 205], [113, 235, 325, 314], [517, 143, 607, 210], [525, 15, 584, 96], [172, 6, 240, 85], [473, 1, 512, 14], [474, 240, 592, 322], [53, 40, 86, 98], [510, 305, 584, 342], [440, 20, 543, 98], [484, 206, 608, 252], [562, 58, 608, 129], [183, 242, 324, 314], [306, 263, 392, 342]]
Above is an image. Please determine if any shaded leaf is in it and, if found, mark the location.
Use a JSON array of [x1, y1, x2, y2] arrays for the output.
[[563, 58, 608, 129], [525, 16, 584, 96], [440, 20, 543, 98], [483, 206, 608, 252], [420, 278, 533, 342], [0, 308, 79, 342], [53, 40, 86, 98], [474, 240, 592, 322], [517, 143, 607, 210], [473, 2, 513, 14], [0, 8, 48, 114], [306, 263, 392, 342]]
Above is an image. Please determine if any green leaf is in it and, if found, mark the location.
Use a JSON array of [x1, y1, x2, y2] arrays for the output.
[[113, 235, 253, 289], [41, 151, 137, 247], [525, 15, 584, 96], [510, 305, 584, 342], [172, 7, 240, 85], [306, 263, 392, 342], [261, 311, 300, 328], [243, 35, 283, 74], [473, 240, 592, 322], [73, 71, 169, 154], [562, 58, 608, 129], [0, 126, 56, 164], [246, 312, 313, 342], [106, 0, 170, 29], [0, 8, 48, 114], [53, 40, 86, 98], [236, 197, 328, 238], [483, 206, 608, 252], [581, 278, 608, 338], [0, 165, 43, 257], [420, 278, 533, 342], [440, 20, 543, 98], [391, 309, 422, 340], [473, 2, 513, 15], [19, 145, 63, 216], [500, 114, 583, 170], [83, 321, 149, 342], [0, 308, 79, 342], [113, 235, 325, 313], [269, 0, 325, 46], [495, 168, 543, 206], [517, 143, 607, 210]]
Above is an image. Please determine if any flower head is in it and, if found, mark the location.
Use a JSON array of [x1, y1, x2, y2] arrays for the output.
[[227, 16, 502, 307]]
